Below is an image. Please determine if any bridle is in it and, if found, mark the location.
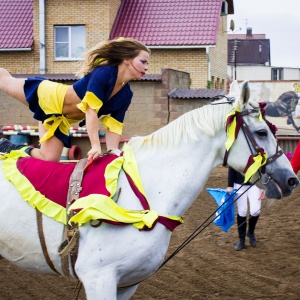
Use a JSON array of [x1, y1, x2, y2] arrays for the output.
[[223, 102, 284, 183]]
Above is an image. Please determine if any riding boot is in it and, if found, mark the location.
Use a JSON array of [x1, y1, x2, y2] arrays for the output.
[[0, 138, 33, 155], [234, 214, 247, 251], [247, 215, 259, 247]]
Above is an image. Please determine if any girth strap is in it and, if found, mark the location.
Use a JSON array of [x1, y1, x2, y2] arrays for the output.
[[58, 158, 88, 277], [36, 209, 60, 274]]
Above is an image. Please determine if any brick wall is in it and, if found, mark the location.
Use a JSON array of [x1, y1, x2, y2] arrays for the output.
[[148, 49, 208, 89], [210, 16, 228, 89]]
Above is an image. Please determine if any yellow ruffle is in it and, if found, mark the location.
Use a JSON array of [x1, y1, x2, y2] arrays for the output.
[[244, 152, 268, 183], [76, 91, 103, 113], [104, 156, 124, 196], [0, 150, 67, 224], [68, 194, 159, 229], [122, 144, 147, 200], [100, 115, 124, 135]]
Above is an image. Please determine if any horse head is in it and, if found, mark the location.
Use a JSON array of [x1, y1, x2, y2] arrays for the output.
[[225, 80, 299, 199]]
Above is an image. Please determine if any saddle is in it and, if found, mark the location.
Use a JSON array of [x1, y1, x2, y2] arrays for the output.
[[0, 147, 183, 277]]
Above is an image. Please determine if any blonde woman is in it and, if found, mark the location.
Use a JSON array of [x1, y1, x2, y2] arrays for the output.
[[0, 38, 150, 161]]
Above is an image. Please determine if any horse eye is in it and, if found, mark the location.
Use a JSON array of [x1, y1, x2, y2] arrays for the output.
[[256, 130, 268, 137]]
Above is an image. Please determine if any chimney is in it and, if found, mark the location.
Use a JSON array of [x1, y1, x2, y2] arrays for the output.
[[246, 27, 253, 37]]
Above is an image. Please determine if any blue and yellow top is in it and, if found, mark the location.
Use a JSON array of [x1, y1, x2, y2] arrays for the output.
[[24, 65, 133, 148], [74, 65, 133, 135]]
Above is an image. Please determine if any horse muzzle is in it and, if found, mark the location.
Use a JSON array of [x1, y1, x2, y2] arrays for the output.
[[260, 172, 299, 199]]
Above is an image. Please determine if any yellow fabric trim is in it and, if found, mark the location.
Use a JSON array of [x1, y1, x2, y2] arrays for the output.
[[122, 144, 147, 200], [244, 153, 268, 183], [100, 115, 124, 135], [68, 194, 158, 229], [40, 115, 72, 144], [94, 58, 104, 66], [225, 110, 239, 151], [104, 156, 124, 196], [76, 91, 103, 113], [0, 150, 66, 224], [68, 145, 182, 230]]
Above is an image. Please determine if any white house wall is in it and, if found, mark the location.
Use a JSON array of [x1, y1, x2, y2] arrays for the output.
[[227, 66, 300, 81], [227, 65, 271, 81]]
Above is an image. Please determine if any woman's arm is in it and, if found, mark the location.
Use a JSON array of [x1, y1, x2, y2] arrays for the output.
[[105, 130, 121, 152], [85, 106, 102, 160]]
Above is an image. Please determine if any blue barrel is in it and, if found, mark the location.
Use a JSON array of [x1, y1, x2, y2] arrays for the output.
[[9, 135, 29, 145]]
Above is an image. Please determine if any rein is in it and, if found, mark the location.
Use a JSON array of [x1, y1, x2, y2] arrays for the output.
[[119, 180, 258, 289]]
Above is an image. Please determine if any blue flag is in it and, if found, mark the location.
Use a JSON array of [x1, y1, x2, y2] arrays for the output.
[[206, 188, 236, 232]]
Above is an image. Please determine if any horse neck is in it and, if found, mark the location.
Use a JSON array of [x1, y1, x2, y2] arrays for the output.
[[131, 131, 226, 217]]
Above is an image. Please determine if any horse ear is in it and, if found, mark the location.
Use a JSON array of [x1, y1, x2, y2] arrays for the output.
[[239, 80, 250, 106], [229, 80, 239, 95]]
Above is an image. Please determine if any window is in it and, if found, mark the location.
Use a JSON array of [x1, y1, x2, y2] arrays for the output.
[[54, 26, 86, 60], [271, 68, 283, 80]]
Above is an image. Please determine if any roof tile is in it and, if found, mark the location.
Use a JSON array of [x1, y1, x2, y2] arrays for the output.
[[0, 0, 33, 49], [110, 0, 223, 46], [169, 88, 225, 99]]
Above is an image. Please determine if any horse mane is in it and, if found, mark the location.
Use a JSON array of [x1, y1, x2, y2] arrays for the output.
[[127, 100, 233, 151]]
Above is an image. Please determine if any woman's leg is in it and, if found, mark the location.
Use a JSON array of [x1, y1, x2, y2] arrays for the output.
[[234, 183, 249, 217], [29, 121, 64, 162], [0, 68, 28, 105], [248, 185, 262, 217], [233, 183, 249, 250], [247, 185, 262, 247]]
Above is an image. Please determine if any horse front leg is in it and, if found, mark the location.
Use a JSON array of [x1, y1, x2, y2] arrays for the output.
[[117, 285, 139, 300], [78, 269, 118, 300]]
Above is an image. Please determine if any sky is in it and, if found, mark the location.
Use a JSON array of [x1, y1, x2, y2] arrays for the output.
[[227, 0, 300, 68]]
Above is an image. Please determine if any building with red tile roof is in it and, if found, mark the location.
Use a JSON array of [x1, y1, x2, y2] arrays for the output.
[[110, 0, 225, 46]]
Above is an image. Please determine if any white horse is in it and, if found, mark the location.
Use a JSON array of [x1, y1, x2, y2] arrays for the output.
[[0, 81, 298, 299]]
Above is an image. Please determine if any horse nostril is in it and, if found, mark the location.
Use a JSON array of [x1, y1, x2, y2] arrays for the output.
[[288, 177, 300, 188]]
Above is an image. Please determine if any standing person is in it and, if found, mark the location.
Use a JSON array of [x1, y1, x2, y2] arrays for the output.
[[0, 37, 150, 161], [290, 141, 300, 174], [227, 166, 265, 251]]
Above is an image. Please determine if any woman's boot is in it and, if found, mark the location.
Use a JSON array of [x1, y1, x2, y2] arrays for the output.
[[0, 138, 33, 155], [235, 214, 247, 251], [247, 215, 259, 247]]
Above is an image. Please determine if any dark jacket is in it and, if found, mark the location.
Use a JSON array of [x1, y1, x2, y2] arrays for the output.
[[228, 166, 250, 187]]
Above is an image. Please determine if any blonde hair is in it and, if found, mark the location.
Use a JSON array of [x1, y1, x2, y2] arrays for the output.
[[76, 37, 150, 77]]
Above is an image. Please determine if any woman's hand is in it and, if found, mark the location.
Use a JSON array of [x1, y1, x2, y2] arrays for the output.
[[226, 187, 233, 193], [87, 145, 102, 160], [259, 189, 265, 200]]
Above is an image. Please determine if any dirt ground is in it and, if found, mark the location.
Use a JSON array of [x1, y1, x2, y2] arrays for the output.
[[1, 166, 300, 300]]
